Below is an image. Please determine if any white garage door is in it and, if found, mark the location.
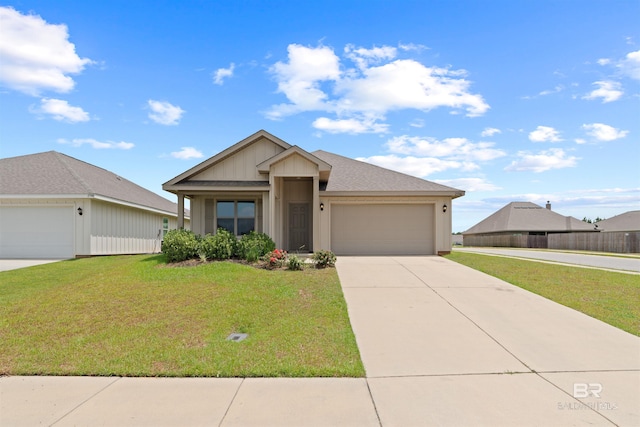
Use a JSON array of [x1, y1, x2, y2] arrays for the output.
[[0, 206, 74, 259], [331, 204, 434, 255]]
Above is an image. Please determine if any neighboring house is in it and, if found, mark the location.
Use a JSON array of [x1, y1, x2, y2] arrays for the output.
[[463, 201, 596, 248], [163, 130, 464, 255], [0, 151, 189, 259], [595, 211, 640, 232]]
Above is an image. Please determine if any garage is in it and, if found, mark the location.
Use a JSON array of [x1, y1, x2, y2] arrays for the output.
[[331, 204, 434, 255], [0, 206, 74, 259]]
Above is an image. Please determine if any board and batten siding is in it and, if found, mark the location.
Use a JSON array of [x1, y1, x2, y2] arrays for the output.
[[89, 200, 180, 255], [189, 137, 285, 181]]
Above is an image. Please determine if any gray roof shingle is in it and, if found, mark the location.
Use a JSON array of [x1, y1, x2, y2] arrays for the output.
[[463, 201, 595, 234], [312, 150, 464, 195], [0, 151, 182, 215], [595, 211, 640, 232]]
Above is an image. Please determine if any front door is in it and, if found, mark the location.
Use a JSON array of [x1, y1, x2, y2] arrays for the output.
[[289, 203, 310, 252]]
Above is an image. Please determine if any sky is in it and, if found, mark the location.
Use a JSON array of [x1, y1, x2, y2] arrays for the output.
[[1, 0, 638, 232]]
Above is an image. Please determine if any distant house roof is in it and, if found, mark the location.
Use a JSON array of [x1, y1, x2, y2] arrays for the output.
[[463, 201, 595, 235], [0, 151, 185, 216], [313, 150, 464, 196], [595, 211, 640, 232]]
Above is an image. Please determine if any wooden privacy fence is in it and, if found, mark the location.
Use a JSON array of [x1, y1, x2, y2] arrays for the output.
[[547, 231, 639, 253], [463, 234, 529, 248], [463, 231, 639, 253]]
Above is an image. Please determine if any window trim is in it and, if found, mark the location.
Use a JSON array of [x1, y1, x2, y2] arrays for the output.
[[216, 200, 256, 236]]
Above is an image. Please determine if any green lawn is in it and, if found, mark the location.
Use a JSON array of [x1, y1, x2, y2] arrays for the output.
[[445, 252, 640, 336], [0, 255, 364, 377]]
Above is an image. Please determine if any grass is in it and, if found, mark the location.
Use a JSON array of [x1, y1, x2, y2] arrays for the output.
[[0, 255, 364, 377], [445, 252, 640, 336]]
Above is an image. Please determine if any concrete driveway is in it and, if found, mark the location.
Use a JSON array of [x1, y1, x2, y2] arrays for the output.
[[338, 256, 640, 426], [0, 259, 65, 272]]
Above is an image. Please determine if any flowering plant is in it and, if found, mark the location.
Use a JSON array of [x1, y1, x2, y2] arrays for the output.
[[265, 248, 287, 269]]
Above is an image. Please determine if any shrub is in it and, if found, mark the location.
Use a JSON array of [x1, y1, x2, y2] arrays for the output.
[[287, 255, 304, 271], [236, 231, 276, 262], [312, 250, 336, 268], [264, 249, 287, 269], [162, 229, 200, 263], [200, 229, 237, 260]]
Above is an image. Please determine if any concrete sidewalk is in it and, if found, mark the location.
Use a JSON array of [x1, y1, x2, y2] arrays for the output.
[[1, 256, 639, 426]]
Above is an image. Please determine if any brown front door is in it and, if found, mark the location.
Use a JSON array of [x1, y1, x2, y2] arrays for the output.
[[289, 203, 310, 252]]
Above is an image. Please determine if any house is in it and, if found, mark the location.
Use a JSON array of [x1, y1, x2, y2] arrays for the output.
[[462, 201, 596, 248], [163, 130, 464, 255], [0, 151, 189, 259], [595, 211, 640, 232]]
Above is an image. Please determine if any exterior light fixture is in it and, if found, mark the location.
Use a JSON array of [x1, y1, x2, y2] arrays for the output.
[[320, 202, 324, 211], [442, 204, 448, 213], [77, 207, 83, 216]]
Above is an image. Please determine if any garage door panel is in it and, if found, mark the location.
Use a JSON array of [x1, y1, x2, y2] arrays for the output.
[[331, 204, 434, 255], [0, 206, 74, 259]]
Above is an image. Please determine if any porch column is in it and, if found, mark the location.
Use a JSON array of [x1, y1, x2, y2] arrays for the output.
[[312, 175, 319, 252], [262, 192, 270, 235], [269, 176, 276, 243], [177, 193, 184, 229]]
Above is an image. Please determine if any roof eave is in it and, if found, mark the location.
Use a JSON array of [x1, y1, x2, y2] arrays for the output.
[[320, 190, 464, 197]]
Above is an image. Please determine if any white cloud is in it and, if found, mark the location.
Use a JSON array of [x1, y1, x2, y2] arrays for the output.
[[505, 148, 578, 173], [312, 117, 388, 134], [538, 85, 564, 96], [354, 134, 505, 178], [344, 44, 397, 70], [213, 63, 235, 85], [336, 59, 489, 117], [597, 58, 611, 66], [32, 98, 89, 122], [529, 125, 562, 142], [582, 123, 629, 141], [409, 118, 425, 128], [582, 80, 623, 103], [147, 100, 185, 125], [434, 177, 501, 192], [483, 187, 640, 212], [617, 49, 640, 80], [386, 135, 506, 162], [0, 6, 92, 96], [57, 138, 134, 150], [480, 127, 501, 137], [356, 154, 476, 178], [267, 44, 341, 119], [170, 147, 203, 159], [267, 43, 489, 132]]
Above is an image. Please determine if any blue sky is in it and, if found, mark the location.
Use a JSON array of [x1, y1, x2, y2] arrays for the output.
[[1, 0, 638, 232]]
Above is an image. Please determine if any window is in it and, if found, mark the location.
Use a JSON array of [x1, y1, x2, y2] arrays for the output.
[[216, 201, 255, 235], [162, 217, 169, 237]]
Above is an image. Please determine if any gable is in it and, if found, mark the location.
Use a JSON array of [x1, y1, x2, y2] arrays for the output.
[[269, 152, 320, 177], [189, 136, 286, 181]]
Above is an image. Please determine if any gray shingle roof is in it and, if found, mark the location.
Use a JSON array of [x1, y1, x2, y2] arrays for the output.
[[595, 211, 640, 232], [0, 151, 182, 215], [312, 150, 464, 195], [463, 201, 595, 235]]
